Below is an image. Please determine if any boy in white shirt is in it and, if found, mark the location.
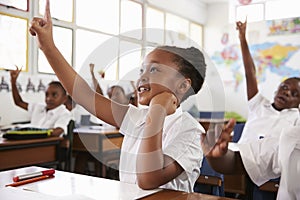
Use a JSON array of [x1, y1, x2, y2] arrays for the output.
[[203, 20, 300, 200], [10, 67, 71, 137]]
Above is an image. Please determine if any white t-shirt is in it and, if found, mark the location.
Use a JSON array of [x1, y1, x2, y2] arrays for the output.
[[277, 124, 300, 200], [119, 105, 204, 193], [28, 103, 72, 135], [238, 93, 299, 144]]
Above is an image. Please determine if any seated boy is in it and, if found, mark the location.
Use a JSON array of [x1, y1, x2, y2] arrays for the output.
[[10, 66, 71, 137]]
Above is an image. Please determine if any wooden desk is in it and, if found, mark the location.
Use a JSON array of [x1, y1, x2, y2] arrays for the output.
[[73, 127, 123, 176], [0, 137, 63, 171], [0, 166, 237, 200]]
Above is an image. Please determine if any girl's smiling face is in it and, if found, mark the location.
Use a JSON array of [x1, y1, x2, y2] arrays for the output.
[[137, 49, 187, 106]]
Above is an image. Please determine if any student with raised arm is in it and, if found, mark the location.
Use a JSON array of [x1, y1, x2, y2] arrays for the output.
[[29, 0, 218, 192], [204, 20, 300, 200], [90, 62, 137, 106], [10, 66, 71, 137], [236, 20, 300, 144]]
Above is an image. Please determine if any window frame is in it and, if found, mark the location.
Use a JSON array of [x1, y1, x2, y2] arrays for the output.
[[0, 0, 204, 80]]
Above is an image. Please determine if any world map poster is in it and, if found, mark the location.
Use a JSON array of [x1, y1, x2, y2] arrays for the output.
[[211, 17, 300, 92]]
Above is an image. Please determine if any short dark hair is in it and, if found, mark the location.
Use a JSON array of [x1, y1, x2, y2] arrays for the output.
[[48, 81, 67, 95], [156, 46, 206, 102]]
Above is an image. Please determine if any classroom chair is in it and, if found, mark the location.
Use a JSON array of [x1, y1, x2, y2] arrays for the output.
[[194, 157, 225, 196], [232, 122, 245, 143], [59, 120, 75, 171], [101, 149, 121, 180]]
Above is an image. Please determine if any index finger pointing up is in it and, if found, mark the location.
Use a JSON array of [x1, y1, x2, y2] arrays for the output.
[[44, 0, 51, 22]]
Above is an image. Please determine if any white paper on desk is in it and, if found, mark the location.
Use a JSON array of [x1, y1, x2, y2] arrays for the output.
[[0, 187, 59, 200], [119, 183, 162, 200], [0, 187, 96, 200]]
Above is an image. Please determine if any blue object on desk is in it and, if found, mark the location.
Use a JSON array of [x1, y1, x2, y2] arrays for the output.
[[199, 111, 225, 119]]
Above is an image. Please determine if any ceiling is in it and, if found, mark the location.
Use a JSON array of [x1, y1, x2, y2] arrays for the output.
[[199, 0, 229, 4]]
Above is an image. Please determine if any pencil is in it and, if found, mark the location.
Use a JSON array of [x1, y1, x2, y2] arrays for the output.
[[5, 175, 54, 187]]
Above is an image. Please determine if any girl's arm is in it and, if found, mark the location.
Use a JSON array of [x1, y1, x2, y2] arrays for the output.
[[29, 0, 128, 127], [136, 92, 183, 189]]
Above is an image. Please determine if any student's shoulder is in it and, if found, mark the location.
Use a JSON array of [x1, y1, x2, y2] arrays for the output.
[[28, 102, 46, 110], [182, 111, 205, 132]]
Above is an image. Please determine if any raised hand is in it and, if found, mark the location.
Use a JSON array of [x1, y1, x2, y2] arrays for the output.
[[29, 0, 54, 51], [89, 63, 95, 74], [236, 18, 247, 40], [10, 65, 22, 83], [201, 119, 236, 158]]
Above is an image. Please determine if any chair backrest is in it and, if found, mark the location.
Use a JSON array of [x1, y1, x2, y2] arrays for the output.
[[232, 122, 245, 143], [61, 120, 75, 171], [195, 157, 224, 196]]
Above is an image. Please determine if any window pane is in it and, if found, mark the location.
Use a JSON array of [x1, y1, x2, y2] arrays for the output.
[[236, 4, 264, 22], [120, 0, 142, 39], [39, 0, 73, 22], [146, 7, 164, 44], [0, 14, 27, 70], [76, 29, 110, 70], [38, 26, 72, 73], [76, 0, 119, 34], [266, 0, 299, 20], [119, 41, 142, 81], [166, 13, 189, 47], [0, 0, 27, 11], [190, 23, 203, 48]]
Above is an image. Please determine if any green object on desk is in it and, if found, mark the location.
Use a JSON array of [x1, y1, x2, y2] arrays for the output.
[[224, 111, 246, 123], [3, 127, 52, 140]]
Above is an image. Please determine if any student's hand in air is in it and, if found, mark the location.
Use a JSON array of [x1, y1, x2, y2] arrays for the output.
[[201, 119, 236, 158], [150, 92, 178, 115], [9, 65, 22, 83], [29, 0, 54, 51], [236, 18, 247, 40], [89, 63, 95, 74]]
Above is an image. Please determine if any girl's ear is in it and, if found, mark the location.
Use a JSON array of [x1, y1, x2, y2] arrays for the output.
[[177, 78, 191, 94]]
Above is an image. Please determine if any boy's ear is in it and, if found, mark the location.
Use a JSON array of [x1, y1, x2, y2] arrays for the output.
[[177, 78, 191, 94], [62, 94, 68, 104]]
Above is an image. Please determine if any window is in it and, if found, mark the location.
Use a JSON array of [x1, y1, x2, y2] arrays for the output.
[[230, 0, 300, 23], [0, 0, 28, 11], [38, 26, 73, 74], [146, 7, 164, 44], [190, 22, 203, 48], [39, 0, 73, 22], [120, 0, 142, 39], [166, 13, 189, 47], [0, 14, 28, 70], [0, 0, 203, 80], [76, 29, 110, 71], [76, 0, 119, 34], [119, 41, 142, 81]]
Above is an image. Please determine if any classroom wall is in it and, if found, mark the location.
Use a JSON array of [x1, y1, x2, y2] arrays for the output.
[[202, 2, 300, 119], [2, 1, 299, 125]]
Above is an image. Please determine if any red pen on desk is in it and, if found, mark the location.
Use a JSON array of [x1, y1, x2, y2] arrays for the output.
[[6, 175, 54, 187], [12, 169, 55, 182]]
